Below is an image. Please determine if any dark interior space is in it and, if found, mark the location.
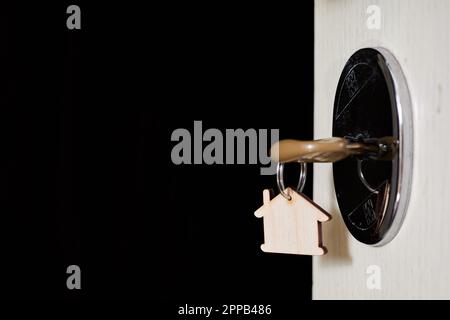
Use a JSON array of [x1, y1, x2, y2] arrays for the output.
[[1, 2, 314, 300]]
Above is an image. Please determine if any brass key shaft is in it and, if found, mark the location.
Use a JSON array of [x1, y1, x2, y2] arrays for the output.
[[271, 137, 398, 163]]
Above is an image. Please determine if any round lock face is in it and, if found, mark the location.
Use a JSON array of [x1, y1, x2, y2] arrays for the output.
[[332, 48, 413, 246]]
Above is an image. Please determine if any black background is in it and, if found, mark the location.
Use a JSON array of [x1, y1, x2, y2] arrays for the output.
[[1, 2, 314, 300]]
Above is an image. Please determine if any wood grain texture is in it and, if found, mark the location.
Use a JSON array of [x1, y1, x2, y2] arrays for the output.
[[313, 0, 450, 299], [255, 188, 330, 256]]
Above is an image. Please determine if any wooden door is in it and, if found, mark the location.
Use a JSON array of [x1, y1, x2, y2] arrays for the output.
[[313, 0, 450, 299]]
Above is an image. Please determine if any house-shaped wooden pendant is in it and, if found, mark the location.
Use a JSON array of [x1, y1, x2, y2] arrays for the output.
[[255, 188, 331, 256]]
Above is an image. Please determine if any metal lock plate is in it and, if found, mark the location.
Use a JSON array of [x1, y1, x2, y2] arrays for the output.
[[332, 48, 413, 246]]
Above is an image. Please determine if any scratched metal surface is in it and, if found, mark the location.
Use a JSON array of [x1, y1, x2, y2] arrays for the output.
[[333, 48, 396, 245]]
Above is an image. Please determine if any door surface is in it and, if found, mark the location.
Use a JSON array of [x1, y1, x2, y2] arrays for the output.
[[313, 0, 450, 299]]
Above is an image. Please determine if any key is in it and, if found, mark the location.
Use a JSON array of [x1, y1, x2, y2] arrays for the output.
[[255, 135, 398, 256], [270, 136, 398, 163]]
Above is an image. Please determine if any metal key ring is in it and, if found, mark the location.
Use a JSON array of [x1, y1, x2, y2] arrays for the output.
[[356, 159, 379, 194], [276, 162, 307, 200]]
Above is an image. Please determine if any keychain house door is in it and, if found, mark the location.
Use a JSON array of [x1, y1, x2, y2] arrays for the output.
[[313, 0, 450, 299]]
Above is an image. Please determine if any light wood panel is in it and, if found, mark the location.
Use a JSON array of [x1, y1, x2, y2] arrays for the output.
[[313, 0, 450, 299], [255, 188, 331, 256]]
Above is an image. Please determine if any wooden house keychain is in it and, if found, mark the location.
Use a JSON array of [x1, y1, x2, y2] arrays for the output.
[[255, 162, 331, 256]]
